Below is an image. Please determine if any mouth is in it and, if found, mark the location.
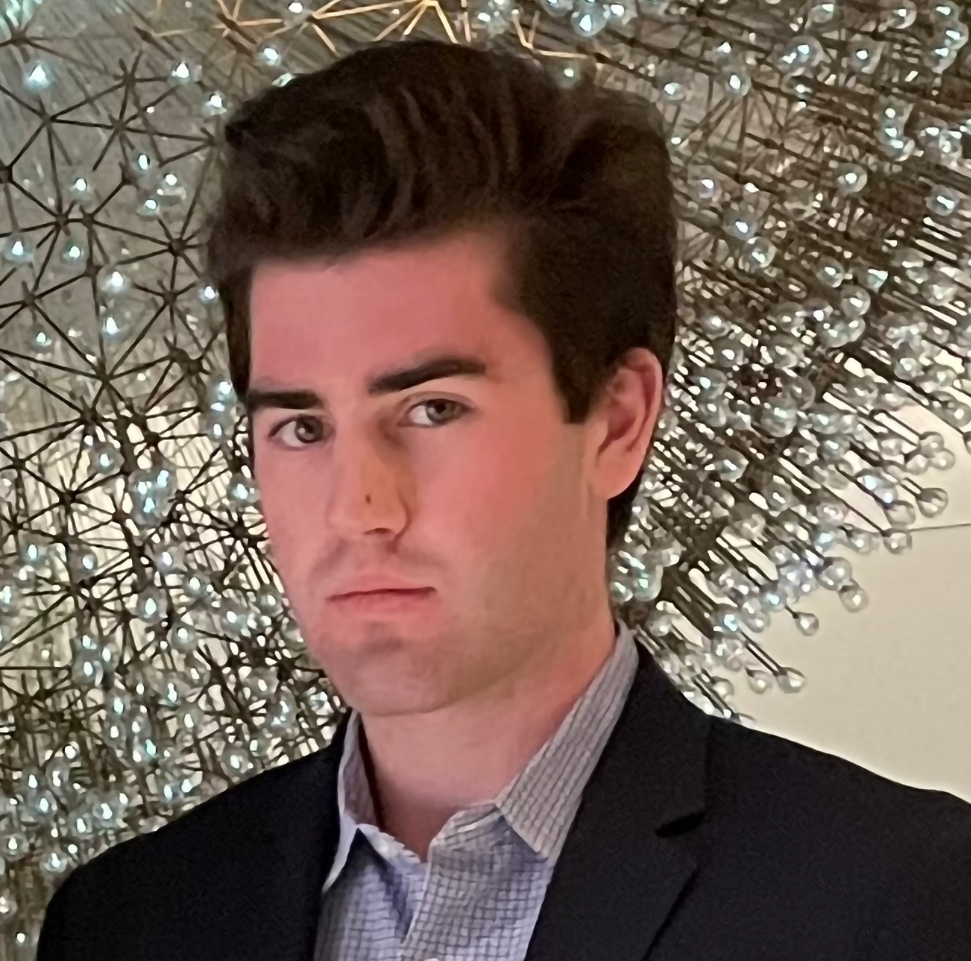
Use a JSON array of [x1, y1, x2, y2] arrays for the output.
[[336, 588, 430, 598], [329, 587, 435, 613]]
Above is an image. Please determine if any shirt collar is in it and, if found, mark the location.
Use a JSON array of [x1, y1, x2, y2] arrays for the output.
[[321, 713, 369, 892], [496, 621, 638, 859], [323, 620, 639, 889]]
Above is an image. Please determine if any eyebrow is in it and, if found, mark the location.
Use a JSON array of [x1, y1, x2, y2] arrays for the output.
[[242, 353, 490, 415]]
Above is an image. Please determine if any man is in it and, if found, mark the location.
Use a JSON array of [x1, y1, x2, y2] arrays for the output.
[[39, 38, 971, 961]]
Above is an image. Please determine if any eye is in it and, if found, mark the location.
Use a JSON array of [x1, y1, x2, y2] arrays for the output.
[[405, 399, 470, 428], [270, 416, 325, 448]]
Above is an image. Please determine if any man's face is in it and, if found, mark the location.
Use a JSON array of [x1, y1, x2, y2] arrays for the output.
[[247, 230, 638, 718]]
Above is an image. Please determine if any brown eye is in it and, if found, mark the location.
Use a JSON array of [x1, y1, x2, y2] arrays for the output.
[[274, 416, 324, 447], [406, 399, 469, 427]]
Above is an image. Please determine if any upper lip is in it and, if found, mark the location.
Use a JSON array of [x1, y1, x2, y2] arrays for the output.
[[329, 575, 430, 598]]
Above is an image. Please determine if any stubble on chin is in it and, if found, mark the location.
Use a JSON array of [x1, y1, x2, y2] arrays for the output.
[[305, 621, 447, 715]]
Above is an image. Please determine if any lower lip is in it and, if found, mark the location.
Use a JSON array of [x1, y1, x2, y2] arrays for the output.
[[330, 588, 434, 614]]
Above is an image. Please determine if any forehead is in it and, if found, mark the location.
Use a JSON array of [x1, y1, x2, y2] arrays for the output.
[[247, 230, 546, 388]]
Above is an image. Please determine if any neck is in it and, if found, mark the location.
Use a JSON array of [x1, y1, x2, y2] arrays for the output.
[[357, 606, 618, 860]]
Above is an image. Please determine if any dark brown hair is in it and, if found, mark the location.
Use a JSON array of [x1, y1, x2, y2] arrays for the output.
[[205, 39, 677, 549]]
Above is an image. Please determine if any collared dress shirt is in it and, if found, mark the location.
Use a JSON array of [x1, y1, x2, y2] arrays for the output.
[[314, 621, 639, 961]]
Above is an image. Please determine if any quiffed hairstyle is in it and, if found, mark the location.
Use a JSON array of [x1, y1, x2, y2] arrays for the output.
[[205, 39, 677, 549]]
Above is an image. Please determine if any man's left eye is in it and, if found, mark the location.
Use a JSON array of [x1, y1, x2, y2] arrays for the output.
[[406, 399, 469, 427]]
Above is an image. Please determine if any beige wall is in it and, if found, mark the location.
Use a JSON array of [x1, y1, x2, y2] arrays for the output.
[[733, 520, 971, 803]]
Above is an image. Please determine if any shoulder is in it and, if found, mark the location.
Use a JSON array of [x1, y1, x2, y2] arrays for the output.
[[95, 746, 334, 872], [709, 716, 970, 820], [37, 744, 342, 959], [41, 745, 337, 928], [682, 717, 971, 953], [706, 716, 971, 876]]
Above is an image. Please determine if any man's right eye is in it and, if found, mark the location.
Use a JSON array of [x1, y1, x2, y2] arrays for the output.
[[270, 416, 325, 447]]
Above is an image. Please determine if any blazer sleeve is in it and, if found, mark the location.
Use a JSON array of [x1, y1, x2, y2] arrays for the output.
[[860, 809, 971, 960], [36, 869, 82, 961]]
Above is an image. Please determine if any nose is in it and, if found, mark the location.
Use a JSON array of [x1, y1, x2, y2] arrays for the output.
[[323, 431, 410, 541]]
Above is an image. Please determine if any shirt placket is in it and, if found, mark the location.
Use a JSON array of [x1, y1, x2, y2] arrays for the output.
[[398, 808, 506, 961]]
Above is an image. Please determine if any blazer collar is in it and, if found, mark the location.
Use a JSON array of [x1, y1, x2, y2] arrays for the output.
[[237, 721, 348, 961], [523, 643, 712, 961], [241, 642, 711, 961]]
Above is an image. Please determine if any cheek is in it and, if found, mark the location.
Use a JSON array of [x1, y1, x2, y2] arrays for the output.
[[255, 456, 323, 567], [428, 417, 566, 550]]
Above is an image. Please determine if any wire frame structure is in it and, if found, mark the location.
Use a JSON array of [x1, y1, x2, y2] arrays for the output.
[[0, 0, 970, 949]]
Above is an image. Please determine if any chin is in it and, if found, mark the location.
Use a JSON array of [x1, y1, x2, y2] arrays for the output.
[[336, 674, 457, 718], [350, 694, 447, 719], [307, 626, 448, 710]]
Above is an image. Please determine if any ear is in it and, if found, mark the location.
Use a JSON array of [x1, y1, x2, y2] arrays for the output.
[[587, 347, 664, 501]]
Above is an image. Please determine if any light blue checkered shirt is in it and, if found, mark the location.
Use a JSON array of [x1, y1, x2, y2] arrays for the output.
[[314, 621, 639, 961]]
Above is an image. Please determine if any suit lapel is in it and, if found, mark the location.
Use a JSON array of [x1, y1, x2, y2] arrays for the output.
[[524, 646, 712, 961], [215, 718, 349, 961]]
